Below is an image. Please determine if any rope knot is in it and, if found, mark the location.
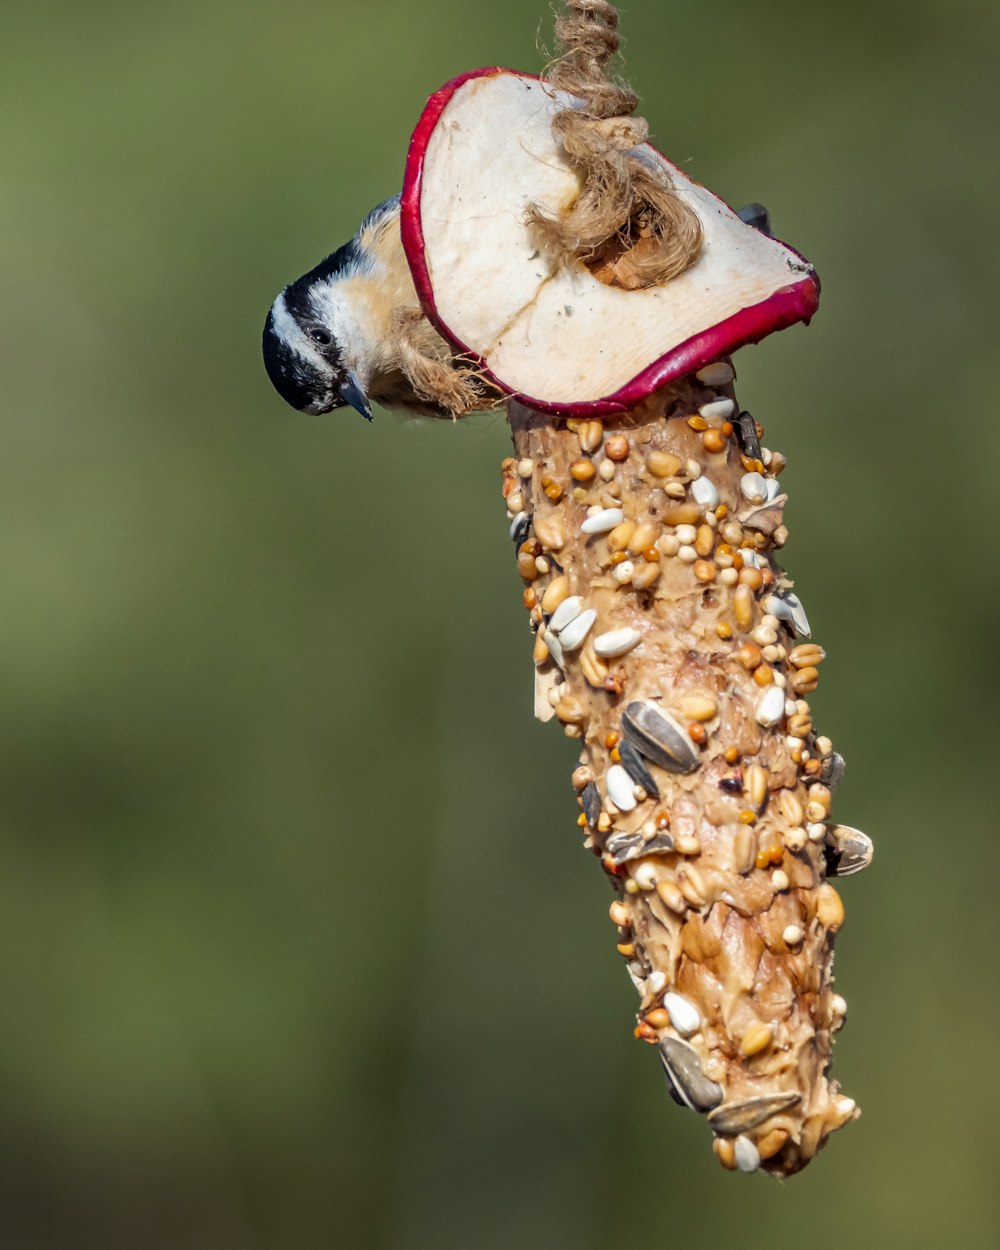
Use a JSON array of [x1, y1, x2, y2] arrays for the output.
[[527, 0, 703, 290]]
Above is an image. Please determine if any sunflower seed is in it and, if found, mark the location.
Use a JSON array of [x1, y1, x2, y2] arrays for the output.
[[509, 511, 531, 544], [581, 507, 625, 535], [663, 992, 701, 1037], [557, 608, 596, 652], [734, 1136, 761, 1173], [824, 825, 873, 877], [740, 472, 767, 503], [548, 595, 585, 633], [735, 410, 763, 460], [545, 629, 565, 669], [593, 627, 641, 658], [784, 592, 811, 637], [581, 782, 602, 827], [605, 829, 674, 864], [617, 739, 660, 799], [691, 476, 720, 510], [708, 1092, 802, 1135], [762, 593, 792, 622], [696, 361, 734, 387], [658, 1036, 724, 1112], [699, 398, 735, 420], [606, 764, 638, 812], [662, 1065, 688, 1109], [621, 701, 700, 774], [821, 752, 846, 790], [755, 685, 786, 728]]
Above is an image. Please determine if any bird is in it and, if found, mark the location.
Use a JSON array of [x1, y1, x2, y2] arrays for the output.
[[262, 195, 461, 421]]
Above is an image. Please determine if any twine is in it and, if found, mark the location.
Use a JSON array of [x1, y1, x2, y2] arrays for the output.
[[527, 0, 703, 289], [392, 308, 503, 418]]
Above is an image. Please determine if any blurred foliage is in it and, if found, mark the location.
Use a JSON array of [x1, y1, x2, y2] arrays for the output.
[[1, 0, 998, 1246]]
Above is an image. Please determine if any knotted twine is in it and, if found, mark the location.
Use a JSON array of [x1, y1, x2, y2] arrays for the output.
[[527, 0, 703, 290]]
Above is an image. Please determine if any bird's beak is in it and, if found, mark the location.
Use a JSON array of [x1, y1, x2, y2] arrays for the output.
[[339, 371, 374, 422]]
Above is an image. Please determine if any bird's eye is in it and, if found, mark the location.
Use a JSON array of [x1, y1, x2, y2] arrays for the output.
[[307, 326, 332, 346]]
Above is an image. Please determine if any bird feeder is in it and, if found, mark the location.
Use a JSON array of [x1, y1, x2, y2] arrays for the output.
[[398, 1, 869, 1179]]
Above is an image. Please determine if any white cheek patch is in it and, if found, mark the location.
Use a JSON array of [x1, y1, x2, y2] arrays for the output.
[[308, 272, 367, 370], [270, 290, 328, 373]]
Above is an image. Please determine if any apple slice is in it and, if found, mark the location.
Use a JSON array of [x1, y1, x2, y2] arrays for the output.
[[401, 68, 819, 417]]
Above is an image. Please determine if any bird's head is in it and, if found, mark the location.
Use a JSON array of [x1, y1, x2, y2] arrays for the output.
[[262, 255, 374, 421]]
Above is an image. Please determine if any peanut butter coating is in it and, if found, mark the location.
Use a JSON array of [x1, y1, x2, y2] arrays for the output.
[[506, 372, 863, 1177]]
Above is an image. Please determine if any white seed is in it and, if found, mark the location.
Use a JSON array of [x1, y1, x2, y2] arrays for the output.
[[699, 397, 735, 420], [836, 1096, 857, 1118], [663, 992, 701, 1038], [581, 507, 625, 534], [678, 545, 697, 563], [762, 594, 792, 622], [734, 1136, 760, 1173], [785, 827, 806, 851], [508, 511, 528, 540], [807, 822, 827, 843], [740, 472, 767, 503], [719, 567, 738, 586], [696, 361, 735, 387], [632, 861, 659, 891], [784, 592, 812, 637], [545, 630, 564, 669], [517, 458, 533, 478], [741, 549, 761, 569], [606, 764, 638, 812], [648, 970, 667, 994], [783, 924, 804, 947], [558, 608, 596, 652], [658, 534, 680, 557], [675, 524, 698, 544], [691, 476, 720, 510], [535, 556, 549, 574], [594, 627, 642, 657], [548, 595, 584, 633], [831, 994, 847, 1018], [612, 560, 635, 585], [751, 625, 778, 646], [686, 459, 702, 480], [507, 491, 524, 516], [765, 478, 782, 502], [772, 870, 789, 891], [598, 459, 616, 481], [755, 685, 785, 728]]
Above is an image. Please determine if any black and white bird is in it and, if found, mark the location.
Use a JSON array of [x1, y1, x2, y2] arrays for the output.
[[262, 196, 452, 420]]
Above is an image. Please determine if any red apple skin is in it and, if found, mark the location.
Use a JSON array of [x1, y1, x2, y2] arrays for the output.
[[401, 67, 820, 418]]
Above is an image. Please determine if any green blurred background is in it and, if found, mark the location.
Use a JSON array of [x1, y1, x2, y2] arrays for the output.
[[2, 0, 998, 1246]]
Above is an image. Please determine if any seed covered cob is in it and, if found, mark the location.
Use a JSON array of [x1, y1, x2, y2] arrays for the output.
[[503, 364, 871, 1177]]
